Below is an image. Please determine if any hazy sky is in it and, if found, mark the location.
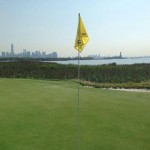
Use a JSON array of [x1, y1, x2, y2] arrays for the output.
[[0, 0, 150, 57]]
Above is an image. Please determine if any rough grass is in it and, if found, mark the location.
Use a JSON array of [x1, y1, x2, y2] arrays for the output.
[[79, 80, 150, 89], [0, 78, 150, 150]]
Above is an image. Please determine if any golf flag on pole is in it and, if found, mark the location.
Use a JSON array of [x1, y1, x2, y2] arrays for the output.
[[74, 13, 89, 52], [75, 13, 89, 150]]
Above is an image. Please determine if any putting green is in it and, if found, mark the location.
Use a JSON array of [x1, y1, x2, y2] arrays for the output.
[[0, 78, 150, 150]]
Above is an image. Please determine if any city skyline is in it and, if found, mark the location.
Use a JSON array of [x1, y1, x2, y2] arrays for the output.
[[0, 0, 150, 57], [1, 44, 58, 58], [1, 43, 150, 59]]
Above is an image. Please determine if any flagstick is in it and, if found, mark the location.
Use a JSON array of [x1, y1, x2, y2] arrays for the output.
[[77, 51, 80, 150], [75, 13, 88, 150]]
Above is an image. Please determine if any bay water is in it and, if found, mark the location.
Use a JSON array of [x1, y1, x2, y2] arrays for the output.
[[48, 57, 150, 65]]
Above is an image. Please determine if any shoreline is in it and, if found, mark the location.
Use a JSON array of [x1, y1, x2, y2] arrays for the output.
[[106, 88, 150, 92], [84, 86, 150, 92]]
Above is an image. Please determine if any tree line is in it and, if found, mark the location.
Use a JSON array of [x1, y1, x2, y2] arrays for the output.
[[0, 61, 149, 83]]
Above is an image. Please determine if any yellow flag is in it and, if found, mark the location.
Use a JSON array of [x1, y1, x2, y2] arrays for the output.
[[74, 14, 89, 52]]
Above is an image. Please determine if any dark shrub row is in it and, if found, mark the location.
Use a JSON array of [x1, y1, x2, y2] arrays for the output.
[[0, 61, 150, 83]]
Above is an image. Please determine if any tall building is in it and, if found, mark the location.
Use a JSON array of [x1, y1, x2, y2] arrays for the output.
[[6, 52, 9, 57], [10, 44, 15, 57], [1, 52, 5, 57], [50, 52, 57, 58]]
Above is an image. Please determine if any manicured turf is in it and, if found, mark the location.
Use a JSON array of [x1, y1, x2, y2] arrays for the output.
[[0, 78, 150, 150]]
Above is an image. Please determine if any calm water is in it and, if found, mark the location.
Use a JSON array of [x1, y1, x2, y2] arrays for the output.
[[48, 57, 150, 65]]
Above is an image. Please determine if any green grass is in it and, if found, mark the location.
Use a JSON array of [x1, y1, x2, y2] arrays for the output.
[[0, 78, 150, 150]]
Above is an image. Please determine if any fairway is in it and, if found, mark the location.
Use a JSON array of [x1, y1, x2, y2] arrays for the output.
[[0, 78, 150, 150]]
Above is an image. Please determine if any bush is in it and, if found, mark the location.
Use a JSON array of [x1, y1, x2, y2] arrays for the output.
[[0, 61, 150, 83]]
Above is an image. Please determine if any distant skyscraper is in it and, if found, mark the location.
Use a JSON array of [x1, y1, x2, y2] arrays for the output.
[[6, 52, 9, 57], [51, 52, 57, 58], [10, 44, 15, 57], [1, 52, 5, 57]]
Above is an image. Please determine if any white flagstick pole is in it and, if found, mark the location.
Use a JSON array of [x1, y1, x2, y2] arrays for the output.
[[77, 50, 80, 150]]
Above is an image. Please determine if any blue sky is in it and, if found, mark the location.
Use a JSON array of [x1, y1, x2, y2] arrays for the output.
[[0, 0, 150, 57]]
